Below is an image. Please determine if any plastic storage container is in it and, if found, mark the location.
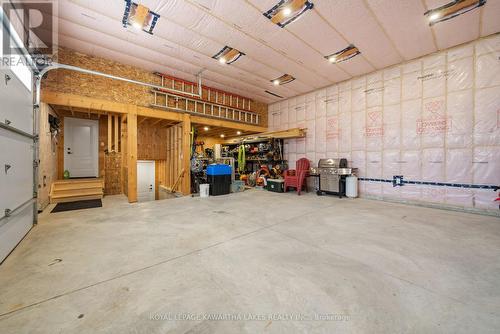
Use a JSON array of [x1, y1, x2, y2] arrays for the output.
[[231, 180, 245, 193], [267, 179, 285, 193], [346, 175, 358, 198], [206, 164, 232, 196]]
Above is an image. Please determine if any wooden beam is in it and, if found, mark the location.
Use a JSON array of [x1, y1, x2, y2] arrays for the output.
[[107, 114, 112, 152], [190, 115, 266, 133], [42, 91, 184, 122], [151, 119, 164, 126], [181, 113, 191, 195], [42, 91, 128, 114], [136, 106, 183, 122], [223, 128, 306, 144], [114, 115, 119, 152], [127, 106, 138, 203]]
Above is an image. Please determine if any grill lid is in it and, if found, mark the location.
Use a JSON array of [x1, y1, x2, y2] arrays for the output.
[[318, 158, 348, 168]]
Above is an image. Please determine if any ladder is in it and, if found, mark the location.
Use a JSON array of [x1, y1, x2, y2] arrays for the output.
[[155, 72, 253, 111], [151, 90, 260, 125]]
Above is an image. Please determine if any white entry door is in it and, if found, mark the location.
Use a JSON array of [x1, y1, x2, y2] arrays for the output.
[[137, 161, 155, 202], [64, 118, 98, 177]]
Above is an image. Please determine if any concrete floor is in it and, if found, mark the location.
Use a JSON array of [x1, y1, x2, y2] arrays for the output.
[[0, 190, 499, 333]]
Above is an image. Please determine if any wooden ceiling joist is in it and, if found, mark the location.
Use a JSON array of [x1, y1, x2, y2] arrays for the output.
[[222, 128, 306, 144]]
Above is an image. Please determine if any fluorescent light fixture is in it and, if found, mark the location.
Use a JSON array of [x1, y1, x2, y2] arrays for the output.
[[324, 44, 361, 64], [265, 90, 284, 98], [212, 46, 245, 65], [263, 0, 314, 28], [271, 74, 295, 86], [122, 1, 160, 34], [424, 0, 486, 26]]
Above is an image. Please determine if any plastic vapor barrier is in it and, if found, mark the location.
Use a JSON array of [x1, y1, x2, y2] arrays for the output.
[[269, 35, 500, 213]]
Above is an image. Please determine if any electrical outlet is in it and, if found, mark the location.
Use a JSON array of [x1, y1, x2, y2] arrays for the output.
[[393, 175, 404, 187]]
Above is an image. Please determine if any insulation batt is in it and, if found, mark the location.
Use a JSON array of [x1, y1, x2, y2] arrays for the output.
[[269, 35, 500, 213]]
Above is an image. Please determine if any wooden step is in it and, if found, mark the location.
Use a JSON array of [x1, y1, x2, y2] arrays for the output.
[[52, 181, 103, 191], [51, 194, 103, 203], [51, 188, 103, 199], [50, 178, 104, 204]]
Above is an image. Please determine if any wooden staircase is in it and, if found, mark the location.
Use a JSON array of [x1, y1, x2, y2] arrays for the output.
[[50, 178, 104, 204]]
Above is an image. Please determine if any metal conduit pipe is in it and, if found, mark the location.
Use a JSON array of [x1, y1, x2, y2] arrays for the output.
[[34, 63, 203, 107]]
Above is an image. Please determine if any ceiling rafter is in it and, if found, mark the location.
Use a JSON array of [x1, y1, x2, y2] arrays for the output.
[[54, 16, 288, 102], [361, 0, 408, 61], [242, 0, 357, 78], [182, 0, 336, 85], [311, 7, 378, 70], [65, 0, 302, 99]]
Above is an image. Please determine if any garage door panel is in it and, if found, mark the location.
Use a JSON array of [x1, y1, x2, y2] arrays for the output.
[[0, 69, 33, 134], [0, 129, 33, 212], [0, 201, 33, 263]]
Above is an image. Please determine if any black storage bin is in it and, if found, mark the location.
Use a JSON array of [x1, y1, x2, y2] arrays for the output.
[[207, 174, 231, 196]]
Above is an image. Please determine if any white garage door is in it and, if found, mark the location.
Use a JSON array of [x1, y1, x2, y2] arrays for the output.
[[0, 11, 36, 263]]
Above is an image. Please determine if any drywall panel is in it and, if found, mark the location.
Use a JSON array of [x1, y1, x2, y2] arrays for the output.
[[273, 35, 500, 214]]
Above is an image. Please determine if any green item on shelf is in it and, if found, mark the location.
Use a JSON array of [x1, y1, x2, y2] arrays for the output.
[[237, 144, 246, 172], [63, 170, 70, 179]]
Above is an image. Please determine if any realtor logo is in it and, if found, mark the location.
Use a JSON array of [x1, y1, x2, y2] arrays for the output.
[[2, 1, 57, 56]]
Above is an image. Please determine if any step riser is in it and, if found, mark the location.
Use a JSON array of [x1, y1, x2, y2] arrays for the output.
[[50, 179, 105, 204], [52, 185, 103, 192], [51, 195, 103, 204]]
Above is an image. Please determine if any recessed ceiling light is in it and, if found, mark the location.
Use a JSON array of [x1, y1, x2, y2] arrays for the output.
[[237, 131, 242, 135], [424, 0, 486, 26], [429, 13, 441, 21], [122, 1, 160, 34], [220, 134, 225, 138], [263, 0, 314, 28], [212, 46, 245, 65], [324, 45, 361, 64], [204, 126, 209, 131], [271, 74, 295, 86]]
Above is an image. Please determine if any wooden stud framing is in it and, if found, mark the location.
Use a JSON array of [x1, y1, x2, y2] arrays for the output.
[[107, 114, 112, 152], [181, 113, 191, 195], [114, 115, 119, 152], [127, 106, 138, 203]]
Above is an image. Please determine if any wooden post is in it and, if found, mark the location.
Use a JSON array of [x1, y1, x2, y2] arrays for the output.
[[127, 106, 138, 203], [114, 115, 119, 152], [181, 113, 191, 195], [107, 114, 112, 152]]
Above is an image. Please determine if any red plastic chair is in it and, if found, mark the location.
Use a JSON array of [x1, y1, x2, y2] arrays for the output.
[[284, 158, 310, 195]]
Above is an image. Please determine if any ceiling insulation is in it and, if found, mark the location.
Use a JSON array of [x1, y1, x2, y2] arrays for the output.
[[56, 0, 500, 104]]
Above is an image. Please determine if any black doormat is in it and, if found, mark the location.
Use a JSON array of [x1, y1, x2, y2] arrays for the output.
[[51, 199, 102, 213]]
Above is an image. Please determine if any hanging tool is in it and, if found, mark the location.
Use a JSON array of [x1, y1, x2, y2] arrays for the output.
[[237, 143, 246, 173]]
